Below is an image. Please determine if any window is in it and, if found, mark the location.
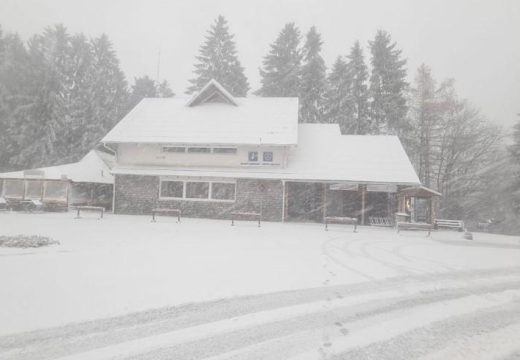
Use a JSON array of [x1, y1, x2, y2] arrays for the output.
[[162, 146, 186, 153], [25, 180, 43, 199], [248, 151, 258, 162], [263, 151, 273, 162], [186, 182, 210, 199], [3, 180, 24, 199], [211, 182, 236, 200], [188, 147, 211, 153], [160, 181, 184, 198], [213, 147, 237, 154], [44, 181, 68, 200]]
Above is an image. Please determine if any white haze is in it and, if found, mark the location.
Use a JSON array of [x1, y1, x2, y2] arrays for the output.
[[0, 0, 519, 128]]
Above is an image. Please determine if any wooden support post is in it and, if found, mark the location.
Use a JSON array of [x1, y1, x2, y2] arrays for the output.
[[361, 185, 366, 226], [322, 183, 327, 220], [281, 180, 286, 222]]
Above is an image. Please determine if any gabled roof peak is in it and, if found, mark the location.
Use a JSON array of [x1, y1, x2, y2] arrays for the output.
[[186, 79, 238, 107]]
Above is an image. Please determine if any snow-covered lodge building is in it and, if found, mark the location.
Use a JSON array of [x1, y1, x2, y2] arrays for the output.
[[102, 79, 431, 224]]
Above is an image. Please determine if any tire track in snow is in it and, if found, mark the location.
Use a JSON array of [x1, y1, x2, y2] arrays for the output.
[[3, 268, 520, 360]]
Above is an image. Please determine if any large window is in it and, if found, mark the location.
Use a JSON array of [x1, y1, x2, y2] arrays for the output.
[[160, 181, 183, 198], [25, 180, 43, 199], [186, 182, 210, 199], [211, 182, 236, 200], [44, 181, 68, 200], [3, 180, 24, 199], [159, 179, 236, 202]]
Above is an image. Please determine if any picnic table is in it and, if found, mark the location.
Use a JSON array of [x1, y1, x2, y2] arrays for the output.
[[74, 205, 105, 219]]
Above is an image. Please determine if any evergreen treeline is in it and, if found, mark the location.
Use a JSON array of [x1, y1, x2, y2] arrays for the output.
[[0, 24, 173, 172], [1, 17, 518, 233]]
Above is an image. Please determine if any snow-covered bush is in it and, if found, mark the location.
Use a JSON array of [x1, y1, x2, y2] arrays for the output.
[[0, 235, 59, 248]]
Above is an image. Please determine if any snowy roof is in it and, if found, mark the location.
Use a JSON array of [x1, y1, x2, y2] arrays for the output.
[[0, 150, 114, 184], [111, 124, 421, 185], [102, 83, 298, 146], [186, 79, 238, 107]]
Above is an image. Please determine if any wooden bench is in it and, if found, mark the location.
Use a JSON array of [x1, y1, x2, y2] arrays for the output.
[[324, 216, 358, 232], [396, 222, 433, 236], [151, 208, 181, 222], [231, 211, 261, 227], [434, 219, 465, 232], [74, 205, 105, 219], [369, 216, 393, 227]]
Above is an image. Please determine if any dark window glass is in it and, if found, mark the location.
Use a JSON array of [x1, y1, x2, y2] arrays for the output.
[[185, 182, 209, 199], [160, 181, 183, 198], [211, 183, 235, 200], [188, 147, 211, 153], [162, 147, 186, 153], [263, 151, 273, 162], [248, 151, 258, 162], [213, 148, 237, 154]]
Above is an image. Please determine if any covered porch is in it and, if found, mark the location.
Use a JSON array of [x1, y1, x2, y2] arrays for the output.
[[282, 181, 439, 225]]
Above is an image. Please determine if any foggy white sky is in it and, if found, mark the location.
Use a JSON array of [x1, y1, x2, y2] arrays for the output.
[[0, 0, 519, 128]]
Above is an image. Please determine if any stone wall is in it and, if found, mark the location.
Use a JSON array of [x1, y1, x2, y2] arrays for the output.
[[114, 175, 284, 222]]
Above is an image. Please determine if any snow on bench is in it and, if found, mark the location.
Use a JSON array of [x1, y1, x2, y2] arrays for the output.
[[434, 219, 465, 232], [151, 208, 181, 222], [231, 211, 261, 227], [74, 205, 105, 219], [324, 216, 358, 232], [396, 222, 433, 236]]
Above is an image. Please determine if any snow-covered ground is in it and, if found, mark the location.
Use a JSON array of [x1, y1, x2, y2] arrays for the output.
[[1, 211, 520, 359]]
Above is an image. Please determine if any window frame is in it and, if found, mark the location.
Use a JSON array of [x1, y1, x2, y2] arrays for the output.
[[187, 147, 211, 153], [210, 182, 237, 201], [162, 146, 186, 153], [159, 180, 185, 199], [212, 147, 237, 155], [159, 178, 236, 203]]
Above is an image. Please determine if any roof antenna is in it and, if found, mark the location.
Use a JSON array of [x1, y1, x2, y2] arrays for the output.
[[156, 49, 161, 84]]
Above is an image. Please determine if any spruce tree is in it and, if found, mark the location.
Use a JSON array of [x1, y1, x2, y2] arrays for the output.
[[130, 75, 174, 108], [299, 27, 327, 123], [368, 30, 408, 135], [324, 56, 353, 132], [187, 16, 249, 96], [346, 41, 369, 134], [256, 23, 301, 97]]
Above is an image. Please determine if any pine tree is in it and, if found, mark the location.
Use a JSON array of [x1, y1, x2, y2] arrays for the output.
[[324, 56, 353, 132], [186, 16, 249, 96], [368, 30, 408, 135], [299, 27, 327, 123], [256, 23, 301, 97], [129, 75, 174, 109], [346, 41, 369, 134]]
